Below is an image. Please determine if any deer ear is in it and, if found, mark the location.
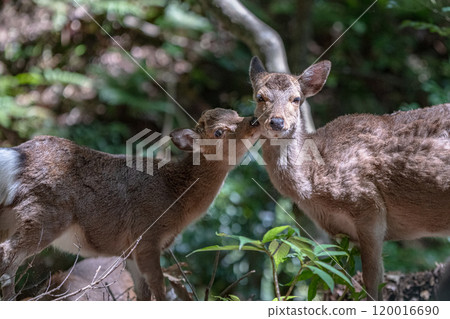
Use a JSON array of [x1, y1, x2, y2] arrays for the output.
[[298, 60, 331, 98], [249, 56, 267, 85], [170, 128, 200, 152]]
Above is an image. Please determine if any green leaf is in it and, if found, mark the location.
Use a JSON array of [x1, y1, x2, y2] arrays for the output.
[[268, 241, 290, 268], [306, 265, 335, 292], [316, 250, 348, 258], [283, 239, 315, 261], [186, 245, 264, 257], [290, 236, 316, 246], [262, 225, 290, 243], [286, 227, 298, 237], [216, 232, 263, 250], [213, 295, 231, 301], [91, 1, 146, 18], [163, 3, 212, 32], [401, 20, 450, 37], [43, 68, 93, 87], [268, 240, 279, 254], [313, 261, 353, 287], [228, 294, 241, 301], [283, 268, 314, 287], [313, 244, 340, 255], [297, 268, 314, 282], [273, 295, 299, 301], [15, 73, 44, 85], [339, 236, 350, 251], [308, 276, 319, 301]]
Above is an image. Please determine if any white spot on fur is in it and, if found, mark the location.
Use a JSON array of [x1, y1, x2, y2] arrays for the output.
[[51, 224, 100, 258], [0, 149, 21, 206]]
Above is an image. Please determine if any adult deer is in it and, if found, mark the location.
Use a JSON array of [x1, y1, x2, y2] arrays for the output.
[[249, 56, 450, 300], [0, 108, 260, 300]]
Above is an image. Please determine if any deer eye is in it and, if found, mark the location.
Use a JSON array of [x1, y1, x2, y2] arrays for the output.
[[256, 94, 265, 102], [214, 129, 224, 138], [293, 97, 301, 103]]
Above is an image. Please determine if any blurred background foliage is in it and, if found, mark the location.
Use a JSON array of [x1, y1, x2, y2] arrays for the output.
[[0, 0, 449, 300]]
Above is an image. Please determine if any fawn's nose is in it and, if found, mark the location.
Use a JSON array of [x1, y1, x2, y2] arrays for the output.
[[269, 117, 284, 131]]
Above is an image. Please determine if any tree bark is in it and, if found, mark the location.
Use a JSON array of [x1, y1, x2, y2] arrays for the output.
[[199, 0, 288, 73]]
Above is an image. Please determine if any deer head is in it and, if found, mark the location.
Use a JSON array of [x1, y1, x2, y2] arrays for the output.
[[170, 108, 260, 165], [249, 56, 331, 138]]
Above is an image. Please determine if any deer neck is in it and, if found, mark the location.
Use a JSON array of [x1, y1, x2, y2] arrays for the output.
[[261, 112, 318, 201], [168, 154, 231, 219]]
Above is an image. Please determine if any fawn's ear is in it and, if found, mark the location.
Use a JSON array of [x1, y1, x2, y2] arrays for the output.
[[170, 128, 200, 152], [249, 56, 267, 86], [298, 60, 331, 98]]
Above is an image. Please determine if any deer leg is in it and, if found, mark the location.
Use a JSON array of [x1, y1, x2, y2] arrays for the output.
[[134, 249, 165, 301], [0, 205, 70, 300], [357, 223, 385, 301], [126, 259, 152, 301], [0, 243, 24, 301]]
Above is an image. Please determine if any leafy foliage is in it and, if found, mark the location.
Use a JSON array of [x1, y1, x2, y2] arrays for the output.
[[190, 226, 362, 301]]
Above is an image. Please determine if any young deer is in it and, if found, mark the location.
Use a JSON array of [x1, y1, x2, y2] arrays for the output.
[[249, 56, 450, 300], [0, 108, 260, 301]]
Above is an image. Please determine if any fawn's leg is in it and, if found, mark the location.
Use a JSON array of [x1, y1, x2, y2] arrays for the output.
[[126, 259, 152, 301], [133, 248, 165, 301], [0, 204, 71, 300]]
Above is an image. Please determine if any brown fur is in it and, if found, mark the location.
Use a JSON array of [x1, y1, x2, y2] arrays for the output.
[[41, 257, 136, 301], [0, 108, 260, 300], [249, 56, 450, 300]]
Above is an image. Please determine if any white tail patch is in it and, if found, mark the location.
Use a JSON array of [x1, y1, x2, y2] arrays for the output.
[[0, 149, 21, 206]]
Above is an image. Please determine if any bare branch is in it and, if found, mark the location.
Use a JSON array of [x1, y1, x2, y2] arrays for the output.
[[204, 251, 220, 301], [283, 267, 303, 301], [168, 249, 198, 301], [269, 255, 281, 301], [220, 270, 256, 298], [199, 0, 288, 73], [102, 281, 117, 301], [30, 252, 81, 301]]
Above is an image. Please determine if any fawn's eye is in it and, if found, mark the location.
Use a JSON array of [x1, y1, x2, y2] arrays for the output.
[[256, 94, 265, 102], [214, 129, 224, 138], [293, 97, 301, 103]]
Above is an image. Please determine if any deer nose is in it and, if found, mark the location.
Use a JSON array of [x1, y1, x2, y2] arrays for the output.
[[269, 117, 284, 131]]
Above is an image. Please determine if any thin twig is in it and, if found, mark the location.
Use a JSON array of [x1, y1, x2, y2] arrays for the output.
[[102, 281, 117, 301], [115, 286, 135, 301], [269, 255, 281, 301], [338, 286, 350, 301], [29, 251, 81, 301], [92, 265, 102, 283], [168, 249, 199, 301], [204, 251, 220, 301], [11, 227, 45, 300], [220, 270, 256, 298], [283, 266, 303, 301], [51, 241, 138, 301]]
